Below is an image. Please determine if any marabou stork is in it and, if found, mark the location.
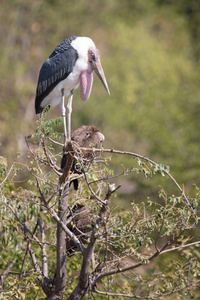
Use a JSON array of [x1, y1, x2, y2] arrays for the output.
[[35, 35, 110, 140]]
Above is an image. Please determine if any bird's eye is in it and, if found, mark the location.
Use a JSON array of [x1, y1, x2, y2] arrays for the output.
[[89, 50, 96, 63]]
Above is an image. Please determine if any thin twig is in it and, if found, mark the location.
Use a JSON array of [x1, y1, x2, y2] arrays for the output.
[[0, 259, 16, 287], [68, 184, 117, 300], [38, 217, 48, 277], [0, 161, 15, 187], [80, 147, 198, 225], [81, 165, 107, 206], [161, 240, 200, 254], [94, 240, 172, 283], [48, 136, 64, 147], [25, 229, 42, 276], [34, 174, 85, 254], [3, 202, 42, 246], [25, 136, 62, 176], [41, 138, 62, 175], [94, 278, 200, 299], [19, 219, 40, 279]]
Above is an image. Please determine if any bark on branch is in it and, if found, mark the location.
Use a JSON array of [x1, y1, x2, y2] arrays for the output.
[[68, 183, 119, 300]]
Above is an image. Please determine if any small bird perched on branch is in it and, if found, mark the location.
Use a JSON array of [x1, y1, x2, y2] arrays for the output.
[[66, 197, 101, 255], [65, 184, 118, 256], [61, 125, 105, 190]]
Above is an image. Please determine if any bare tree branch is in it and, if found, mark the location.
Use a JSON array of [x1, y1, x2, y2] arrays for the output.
[[0, 259, 16, 288], [3, 202, 42, 246], [0, 161, 15, 187], [94, 240, 172, 284], [80, 147, 198, 226], [20, 219, 40, 279], [23, 218, 55, 298], [94, 279, 200, 299], [68, 183, 119, 299], [38, 217, 48, 278], [41, 138, 62, 175], [7, 130, 198, 299], [55, 184, 69, 298], [161, 240, 200, 254], [35, 175, 85, 254], [25, 229, 42, 277], [68, 234, 96, 300], [25, 136, 62, 176]]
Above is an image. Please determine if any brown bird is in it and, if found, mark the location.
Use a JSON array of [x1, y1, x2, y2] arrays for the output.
[[61, 125, 105, 190], [66, 197, 100, 255]]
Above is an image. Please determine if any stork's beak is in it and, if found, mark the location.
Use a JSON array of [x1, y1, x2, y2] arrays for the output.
[[91, 60, 110, 95]]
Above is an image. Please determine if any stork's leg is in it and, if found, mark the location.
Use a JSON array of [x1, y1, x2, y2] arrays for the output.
[[60, 88, 67, 142], [67, 89, 74, 140]]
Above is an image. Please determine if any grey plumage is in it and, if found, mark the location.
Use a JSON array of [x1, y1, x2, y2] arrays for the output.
[[35, 36, 78, 114]]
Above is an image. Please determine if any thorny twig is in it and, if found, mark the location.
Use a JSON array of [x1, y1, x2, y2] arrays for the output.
[[27, 133, 196, 226], [19, 136, 199, 298], [93, 239, 173, 284], [25, 136, 62, 176], [25, 132, 197, 222], [79, 147, 198, 226]]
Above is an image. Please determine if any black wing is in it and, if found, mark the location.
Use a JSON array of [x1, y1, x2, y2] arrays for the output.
[[35, 35, 78, 114]]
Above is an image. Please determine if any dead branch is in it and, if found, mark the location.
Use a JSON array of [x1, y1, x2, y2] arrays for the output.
[[80, 147, 198, 226], [24, 228, 42, 277], [55, 183, 69, 298], [94, 279, 200, 299], [68, 183, 119, 299], [0, 259, 16, 288], [19, 219, 40, 279], [35, 175, 85, 254], [93, 240, 172, 285], [0, 161, 15, 187], [38, 217, 48, 278], [3, 202, 42, 246], [25, 136, 62, 176]]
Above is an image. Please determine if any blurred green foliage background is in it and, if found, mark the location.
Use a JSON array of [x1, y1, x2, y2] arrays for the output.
[[1, 0, 200, 196]]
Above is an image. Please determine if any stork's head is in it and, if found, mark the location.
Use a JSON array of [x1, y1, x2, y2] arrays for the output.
[[88, 47, 110, 95], [71, 37, 110, 101]]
